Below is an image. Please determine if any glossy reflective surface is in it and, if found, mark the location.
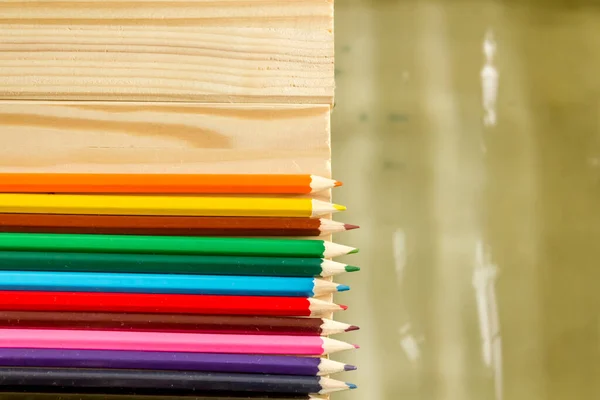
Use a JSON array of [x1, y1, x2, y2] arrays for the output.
[[332, 1, 600, 399]]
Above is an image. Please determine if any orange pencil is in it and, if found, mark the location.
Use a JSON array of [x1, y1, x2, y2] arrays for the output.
[[0, 174, 341, 195]]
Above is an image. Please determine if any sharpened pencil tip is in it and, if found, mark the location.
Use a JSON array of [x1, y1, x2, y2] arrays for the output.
[[344, 364, 358, 371], [347, 383, 358, 390], [353, 344, 360, 349], [334, 181, 343, 187], [343, 223, 360, 230], [333, 204, 347, 212], [349, 248, 359, 254], [345, 265, 360, 273], [340, 304, 348, 310], [346, 325, 360, 332], [337, 284, 350, 292]]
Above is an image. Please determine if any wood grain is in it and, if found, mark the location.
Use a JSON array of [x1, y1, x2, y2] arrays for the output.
[[0, 101, 331, 176], [0, 0, 334, 104]]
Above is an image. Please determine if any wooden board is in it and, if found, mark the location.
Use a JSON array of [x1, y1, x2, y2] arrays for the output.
[[0, 101, 331, 176], [0, 0, 334, 104]]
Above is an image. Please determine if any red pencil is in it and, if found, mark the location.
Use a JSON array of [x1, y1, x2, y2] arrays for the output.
[[0, 291, 346, 317]]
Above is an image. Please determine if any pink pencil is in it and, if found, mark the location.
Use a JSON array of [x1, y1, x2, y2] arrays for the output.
[[0, 329, 357, 356]]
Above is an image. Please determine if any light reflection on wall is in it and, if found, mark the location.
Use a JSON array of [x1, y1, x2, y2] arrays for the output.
[[482, 30, 499, 129], [473, 240, 503, 399]]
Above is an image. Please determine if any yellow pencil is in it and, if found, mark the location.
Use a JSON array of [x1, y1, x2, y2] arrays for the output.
[[0, 194, 346, 218]]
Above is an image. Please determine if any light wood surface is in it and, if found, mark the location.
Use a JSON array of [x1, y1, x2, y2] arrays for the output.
[[0, 0, 334, 104], [0, 101, 331, 175]]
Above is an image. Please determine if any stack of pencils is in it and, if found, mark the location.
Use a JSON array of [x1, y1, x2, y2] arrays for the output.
[[0, 173, 359, 399]]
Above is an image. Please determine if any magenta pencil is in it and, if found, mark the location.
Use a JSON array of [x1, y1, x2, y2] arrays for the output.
[[0, 329, 357, 356]]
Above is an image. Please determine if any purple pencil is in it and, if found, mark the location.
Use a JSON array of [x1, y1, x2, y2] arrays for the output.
[[0, 348, 356, 376]]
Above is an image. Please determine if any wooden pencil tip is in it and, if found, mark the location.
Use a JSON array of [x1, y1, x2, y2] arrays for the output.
[[345, 364, 358, 371], [353, 344, 360, 349], [334, 181, 343, 187], [347, 383, 358, 390], [346, 325, 360, 332], [340, 304, 349, 310], [344, 224, 360, 231], [349, 248, 359, 254]]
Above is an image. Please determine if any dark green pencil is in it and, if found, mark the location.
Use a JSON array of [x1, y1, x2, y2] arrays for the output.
[[0, 251, 359, 277]]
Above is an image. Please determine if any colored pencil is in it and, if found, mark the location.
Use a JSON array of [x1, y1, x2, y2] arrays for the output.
[[0, 194, 345, 218], [0, 173, 341, 194], [0, 233, 357, 258], [0, 251, 359, 278], [0, 329, 358, 355], [0, 291, 346, 316], [0, 214, 359, 237], [0, 311, 359, 336], [0, 368, 356, 396], [0, 271, 349, 297], [0, 349, 356, 376], [0, 394, 323, 400]]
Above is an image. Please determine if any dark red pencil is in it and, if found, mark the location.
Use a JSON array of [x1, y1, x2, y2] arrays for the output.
[[0, 291, 346, 317], [0, 214, 359, 237], [0, 311, 359, 336]]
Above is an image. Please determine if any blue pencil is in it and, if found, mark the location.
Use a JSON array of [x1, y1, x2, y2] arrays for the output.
[[0, 271, 349, 297]]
